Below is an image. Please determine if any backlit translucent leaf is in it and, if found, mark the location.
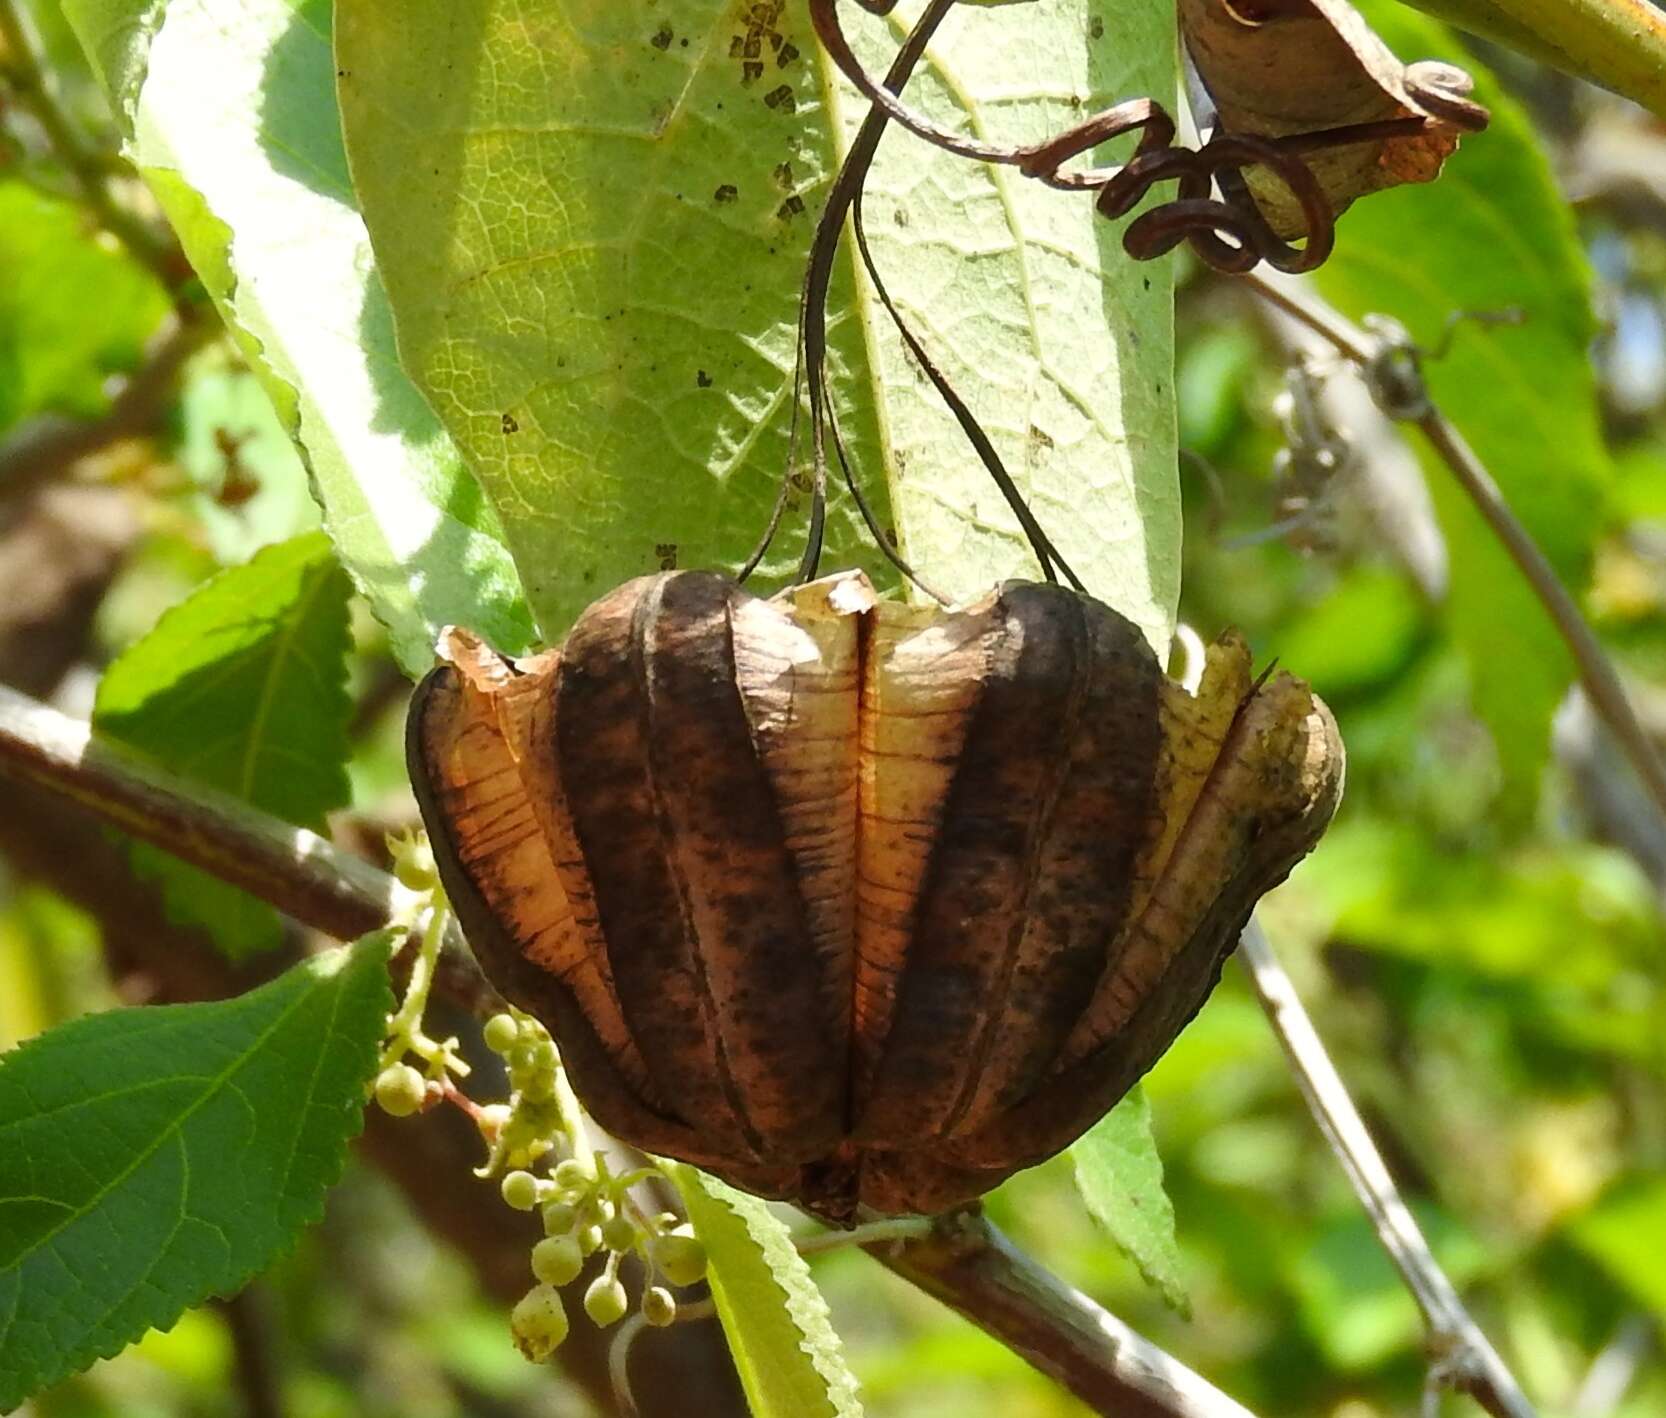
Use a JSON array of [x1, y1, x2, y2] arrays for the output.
[[1567, 1179, 1666, 1320], [0, 179, 168, 436], [1069, 1085, 1189, 1314], [671, 1165, 863, 1418], [61, 0, 534, 672], [0, 933, 393, 1408], [335, 0, 1179, 649], [94, 532, 352, 957]]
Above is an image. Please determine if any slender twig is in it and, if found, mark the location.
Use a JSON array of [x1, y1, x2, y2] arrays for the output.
[[873, 1209, 1256, 1418], [795, 1216, 932, 1255], [216, 1288, 283, 1418], [0, 679, 1259, 1418], [1416, 407, 1666, 823], [0, 314, 217, 497], [1569, 1314, 1653, 1417], [0, 0, 181, 286], [1238, 917, 1536, 1418], [1242, 270, 1666, 838]]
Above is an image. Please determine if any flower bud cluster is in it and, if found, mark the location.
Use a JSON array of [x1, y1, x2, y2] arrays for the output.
[[473, 1010, 565, 1177], [373, 937, 710, 1365], [502, 1136, 709, 1359]]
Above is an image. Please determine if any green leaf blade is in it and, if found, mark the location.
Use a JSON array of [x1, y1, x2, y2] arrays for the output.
[[0, 933, 394, 1408], [61, 0, 534, 671], [1566, 1178, 1666, 1321], [1069, 1086, 1188, 1314], [93, 532, 353, 957], [336, 0, 1178, 648], [0, 179, 169, 436], [670, 1165, 863, 1418], [1312, 3, 1610, 819]]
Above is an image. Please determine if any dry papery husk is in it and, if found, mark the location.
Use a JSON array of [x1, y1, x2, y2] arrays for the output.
[[1181, 0, 1481, 238], [408, 571, 1343, 1220]]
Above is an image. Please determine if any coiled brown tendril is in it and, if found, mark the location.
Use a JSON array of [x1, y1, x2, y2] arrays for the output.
[[742, 0, 1486, 591], [811, 0, 1487, 275], [744, 0, 1079, 592]]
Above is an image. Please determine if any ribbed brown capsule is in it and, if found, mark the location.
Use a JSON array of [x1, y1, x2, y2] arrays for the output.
[[408, 571, 1343, 1220]]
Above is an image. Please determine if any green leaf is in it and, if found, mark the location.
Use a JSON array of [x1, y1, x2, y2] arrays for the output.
[[1566, 1178, 1666, 1320], [93, 532, 353, 958], [1068, 1086, 1188, 1314], [0, 932, 393, 1409], [1395, 0, 1666, 121], [0, 180, 169, 436], [670, 1165, 863, 1418], [173, 356, 321, 567], [1312, 3, 1610, 820], [61, 0, 534, 673], [335, 0, 1179, 649], [1288, 1203, 1487, 1371]]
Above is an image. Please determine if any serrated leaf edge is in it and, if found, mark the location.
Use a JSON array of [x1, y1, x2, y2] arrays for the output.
[[0, 933, 393, 1405]]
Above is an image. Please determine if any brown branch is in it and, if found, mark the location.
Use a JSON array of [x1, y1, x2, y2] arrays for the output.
[[0, 679, 402, 941], [1243, 271, 1666, 840], [216, 1289, 283, 1418], [873, 1210, 1256, 1418], [0, 314, 217, 498], [0, 680, 1256, 1418], [1239, 919, 1536, 1418]]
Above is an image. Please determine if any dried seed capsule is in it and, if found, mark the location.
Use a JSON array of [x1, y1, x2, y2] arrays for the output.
[[412, 571, 1342, 1221]]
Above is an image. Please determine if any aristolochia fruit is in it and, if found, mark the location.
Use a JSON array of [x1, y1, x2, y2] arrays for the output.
[[410, 571, 1342, 1220]]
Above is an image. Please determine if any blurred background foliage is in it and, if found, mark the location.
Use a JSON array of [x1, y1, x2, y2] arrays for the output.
[[4, 0, 1666, 1414]]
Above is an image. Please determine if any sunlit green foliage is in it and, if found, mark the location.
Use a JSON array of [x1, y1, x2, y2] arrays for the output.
[[2, 0, 1665, 1413]]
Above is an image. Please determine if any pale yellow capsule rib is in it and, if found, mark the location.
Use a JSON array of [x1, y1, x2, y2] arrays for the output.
[[852, 596, 995, 1111], [732, 573, 873, 1078], [1058, 668, 1329, 1069], [437, 628, 654, 1100]]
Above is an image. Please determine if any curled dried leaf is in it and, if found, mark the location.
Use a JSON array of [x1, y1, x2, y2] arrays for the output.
[[1181, 0, 1489, 237]]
